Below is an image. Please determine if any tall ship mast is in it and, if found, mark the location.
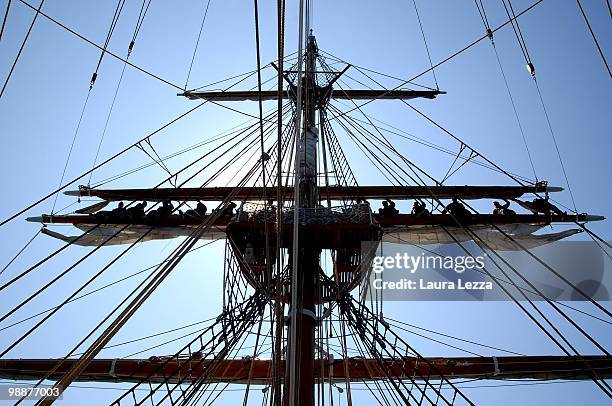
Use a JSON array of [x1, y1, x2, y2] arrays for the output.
[[0, 0, 610, 405]]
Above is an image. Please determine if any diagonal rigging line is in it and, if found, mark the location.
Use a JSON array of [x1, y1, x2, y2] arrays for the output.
[[16, 0, 184, 91], [536, 79, 579, 211], [491, 41, 538, 180], [0, 0, 11, 43], [7, 106, 278, 376], [474, 1, 538, 181], [411, 0, 438, 89], [91, 103, 283, 188], [0, 100, 265, 296], [111, 200, 258, 400], [332, 98, 534, 183], [88, 0, 153, 186], [338, 100, 610, 319], [335, 101, 611, 342], [343, 112, 611, 391], [29, 166, 265, 402], [87, 59, 129, 187], [50, 85, 92, 215], [89, 0, 126, 89], [0, 0, 45, 100], [253, 0, 273, 332], [502, 0, 578, 212], [343, 60, 531, 187], [0, 66, 259, 228], [326, 0, 544, 123], [0, 228, 41, 280], [0, 240, 221, 333], [185, 0, 213, 90], [319, 49, 435, 91], [576, 0, 612, 76]]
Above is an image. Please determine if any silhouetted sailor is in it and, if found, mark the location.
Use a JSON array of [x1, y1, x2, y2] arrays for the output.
[[493, 200, 516, 216], [111, 202, 127, 219], [185, 201, 207, 220], [161, 200, 174, 218], [378, 200, 389, 215], [147, 200, 173, 221], [221, 202, 237, 219], [443, 197, 469, 218], [379, 199, 399, 216], [196, 202, 207, 215], [412, 201, 430, 217], [388, 200, 399, 215], [127, 201, 147, 219], [513, 198, 564, 216], [95, 202, 130, 221]]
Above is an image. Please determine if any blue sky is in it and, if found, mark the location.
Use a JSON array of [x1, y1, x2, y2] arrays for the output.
[[0, 0, 610, 404]]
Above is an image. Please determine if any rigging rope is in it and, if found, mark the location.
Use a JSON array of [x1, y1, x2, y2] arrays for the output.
[[0, 240, 221, 333], [335, 99, 609, 317], [250, 6, 279, 405], [332, 101, 611, 393], [319, 49, 436, 90], [13, 100, 282, 400], [0, 0, 11, 44], [534, 78, 578, 211], [0, 66, 259, 227], [0, 227, 41, 280], [0, 0, 45, 100], [492, 43, 538, 180], [16, 0, 183, 90], [184, 0, 213, 90], [474, 1, 538, 181], [331, 97, 610, 330], [90, 0, 126, 89], [575, 0, 611, 77], [411, 0, 438, 89], [333, 97, 534, 182], [88, 0, 153, 186], [501, 0, 534, 75], [52, 0, 128, 213], [50, 89, 92, 214], [501, 0, 578, 211]]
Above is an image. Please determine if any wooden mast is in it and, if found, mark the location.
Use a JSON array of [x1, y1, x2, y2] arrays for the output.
[[284, 32, 319, 406]]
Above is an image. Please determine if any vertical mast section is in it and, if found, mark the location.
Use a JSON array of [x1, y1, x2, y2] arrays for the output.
[[287, 0, 305, 403], [299, 35, 319, 207], [286, 3, 319, 403], [273, 0, 285, 404]]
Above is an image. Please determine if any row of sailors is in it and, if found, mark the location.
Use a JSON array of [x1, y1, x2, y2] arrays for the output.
[[441, 197, 563, 218], [95, 201, 237, 221], [378, 197, 563, 218], [94, 197, 563, 223]]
